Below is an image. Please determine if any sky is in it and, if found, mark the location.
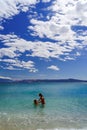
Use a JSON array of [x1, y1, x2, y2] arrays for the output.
[[0, 0, 87, 80]]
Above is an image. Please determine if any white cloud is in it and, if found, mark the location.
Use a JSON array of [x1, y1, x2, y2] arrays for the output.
[[29, 69, 38, 73], [28, 0, 87, 43], [0, 34, 86, 61], [0, 34, 74, 60], [76, 52, 81, 56], [0, 76, 12, 79], [42, 0, 51, 3], [26, 0, 87, 63], [0, 58, 38, 73], [0, 0, 87, 73], [47, 65, 60, 71], [0, 47, 17, 58], [64, 56, 75, 61], [29, 19, 76, 42], [0, 0, 38, 21], [0, 26, 4, 30]]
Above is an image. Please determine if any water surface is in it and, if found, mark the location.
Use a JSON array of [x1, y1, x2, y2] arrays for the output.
[[0, 82, 87, 130]]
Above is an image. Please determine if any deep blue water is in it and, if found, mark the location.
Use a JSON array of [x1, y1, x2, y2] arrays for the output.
[[0, 82, 87, 130]]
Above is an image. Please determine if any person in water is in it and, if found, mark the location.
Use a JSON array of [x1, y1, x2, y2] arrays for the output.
[[34, 99, 38, 105], [38, 93, 45, 105]]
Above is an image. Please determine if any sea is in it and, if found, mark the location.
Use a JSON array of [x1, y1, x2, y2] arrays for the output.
[[0, 81, 87, 130]]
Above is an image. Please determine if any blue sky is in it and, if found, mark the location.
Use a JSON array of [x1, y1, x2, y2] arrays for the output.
[[0, 0, 87, 80]]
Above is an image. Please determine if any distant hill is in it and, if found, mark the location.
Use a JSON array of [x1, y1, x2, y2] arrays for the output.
[[14, 78, 87, 83], [0, 78, 87, 83]]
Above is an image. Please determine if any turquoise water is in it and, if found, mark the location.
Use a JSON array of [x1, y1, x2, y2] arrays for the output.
[[0, 82, 87, 130]]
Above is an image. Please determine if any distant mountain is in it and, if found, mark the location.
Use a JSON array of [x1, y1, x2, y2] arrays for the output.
[[0, 78, 87, 83], [15, 78, 87, 83]]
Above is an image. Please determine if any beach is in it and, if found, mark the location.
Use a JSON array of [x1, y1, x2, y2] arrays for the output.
[[0, 82, 87, 130]]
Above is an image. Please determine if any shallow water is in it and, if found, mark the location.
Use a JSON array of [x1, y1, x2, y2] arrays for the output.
[[0, 82, 87, 130]]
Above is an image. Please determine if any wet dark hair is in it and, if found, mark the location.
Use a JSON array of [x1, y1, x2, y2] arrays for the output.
[[34, 99, 38, 104], [34, 99, 37, 102], [34, 99, 37, 103], [39, 93, 43, 97]]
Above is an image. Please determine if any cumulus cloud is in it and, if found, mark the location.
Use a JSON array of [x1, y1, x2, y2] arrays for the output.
[[42, 0, 51, 3], [0, 47, 17, 58], [0, 58, 38, 73], [47, 65, 60, 71], [0, 0, 38, 21], [29, 1, 86, 32], [28, 0, 87, 55], [0, 0, 87, 74], [0, 33, 86, 61], [0, 34, 81, 60], [27, 0, 87, 60], [50, 0, 87, 26], [0, 26, 4, 30]]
